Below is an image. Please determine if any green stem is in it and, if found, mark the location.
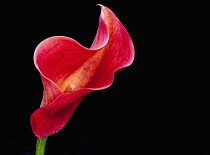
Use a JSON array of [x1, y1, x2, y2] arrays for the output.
[[36, 137, 48, 155]]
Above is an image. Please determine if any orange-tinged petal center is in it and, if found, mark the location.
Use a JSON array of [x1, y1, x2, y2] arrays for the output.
[[62, 49, 105, 93]]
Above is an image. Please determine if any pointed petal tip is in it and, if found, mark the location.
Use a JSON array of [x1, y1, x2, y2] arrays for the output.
[[96, 4, 103, 7]]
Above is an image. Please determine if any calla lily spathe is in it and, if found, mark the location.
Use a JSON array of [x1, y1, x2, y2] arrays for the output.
[[30, 4, 134, 138]]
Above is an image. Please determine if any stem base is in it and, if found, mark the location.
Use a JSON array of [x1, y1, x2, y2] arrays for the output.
[[36, 137, 48, 155]]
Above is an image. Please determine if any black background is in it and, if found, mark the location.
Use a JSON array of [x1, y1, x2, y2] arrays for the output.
[[0, 0, 208, 154]]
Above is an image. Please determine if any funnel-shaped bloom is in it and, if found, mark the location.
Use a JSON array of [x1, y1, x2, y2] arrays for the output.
[[30, 4, 134, 138]]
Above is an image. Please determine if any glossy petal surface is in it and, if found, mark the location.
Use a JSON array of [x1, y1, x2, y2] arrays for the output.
[[30, 5, 134, 138]]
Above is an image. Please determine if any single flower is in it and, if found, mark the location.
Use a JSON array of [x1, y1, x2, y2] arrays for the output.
[[30, 4, 134, 139]]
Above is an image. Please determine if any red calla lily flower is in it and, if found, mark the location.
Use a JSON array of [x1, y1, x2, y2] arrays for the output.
[[30, 4, 134, 138]]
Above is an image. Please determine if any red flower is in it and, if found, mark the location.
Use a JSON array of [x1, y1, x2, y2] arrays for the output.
[[30, 4, 134, 138]]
